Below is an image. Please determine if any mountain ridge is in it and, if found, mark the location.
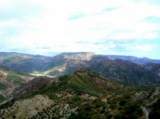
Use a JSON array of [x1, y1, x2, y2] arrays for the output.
[[0, 52, 160, 86], [106, 55, 160, 64]]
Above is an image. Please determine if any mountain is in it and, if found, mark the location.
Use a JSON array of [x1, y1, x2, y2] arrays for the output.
[[0, 69, 159, 119], [106, 55, 160, 64], [89, 56, 160, 86], [40, 52, 94, 76], [1, 52, 160, 74], [53, 52, 95, 61], [40, 53, 160, 86], [0, 52, 160, 86], [0, 67, 34, 101], [0, 52, 52, 73], [0, 52, 160, 118], [40, 69, 136, 97], [12, 76, 55, 98]]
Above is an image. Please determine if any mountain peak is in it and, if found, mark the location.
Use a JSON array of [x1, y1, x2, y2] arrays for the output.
[[57, 52, 95, 61]]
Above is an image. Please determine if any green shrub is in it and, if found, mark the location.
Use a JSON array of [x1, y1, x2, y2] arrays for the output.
[[7, 73, 23, 84], [0, 83, 7, 90]]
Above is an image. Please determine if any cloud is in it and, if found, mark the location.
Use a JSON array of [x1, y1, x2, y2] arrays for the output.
[[0, 0, 40, 20], [133, 44, 156, 52], [68, 13, 86, 20], [0, 0, 160, 58]]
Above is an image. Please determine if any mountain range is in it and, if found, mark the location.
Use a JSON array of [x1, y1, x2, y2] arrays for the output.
[[0, 52, 160, 86], [0, 52, 160, 119], [106, 55, 160, 64]]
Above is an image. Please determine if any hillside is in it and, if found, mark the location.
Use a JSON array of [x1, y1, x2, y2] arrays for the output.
[[143, 63, 160, 77], [12, 77, 53, 98], [0, 52, 52, 73], [89, 56, 160, 86], [0, 69, 159, 119], [41, 54, 160, 86], [0, 67, 34, 101]]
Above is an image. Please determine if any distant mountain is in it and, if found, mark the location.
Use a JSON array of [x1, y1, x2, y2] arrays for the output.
[[0, 52, 160, 86], [0, 69, 159, 119], [54, 52, 95, 61], [0, 52, 52, 73], [42, 52, 94, 76], [89, 56, 160, 86], [38, 53, 160, 86], [106, 55, 160, 64]]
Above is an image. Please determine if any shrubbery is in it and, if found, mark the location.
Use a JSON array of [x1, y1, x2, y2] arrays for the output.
[[149, 99, 160, 119]]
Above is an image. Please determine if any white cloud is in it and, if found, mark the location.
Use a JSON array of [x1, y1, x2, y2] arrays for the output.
[[0, 0, 160, 58], [131, 44, 156, 52]]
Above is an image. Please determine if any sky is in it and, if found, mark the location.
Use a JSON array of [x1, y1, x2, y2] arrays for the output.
[[0, 0, 160, 59]]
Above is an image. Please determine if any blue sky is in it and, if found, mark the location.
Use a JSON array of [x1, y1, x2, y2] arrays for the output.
[[0, 0, 160, 59]]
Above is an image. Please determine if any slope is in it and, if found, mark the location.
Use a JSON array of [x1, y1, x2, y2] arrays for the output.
[[0, 69, 150, 119], [143, 63, 160, 77], [89, 56, 160, 86], [0, 52, 52, 73], [0, 67, 34, 101], [43, 54, 160, 86], [1, 52, 160, 86]]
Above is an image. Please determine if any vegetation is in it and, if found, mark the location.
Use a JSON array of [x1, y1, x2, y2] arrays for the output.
[[0, 83, 7, 90], [0, 69, 159, 119], [0, 99, 15, 109], [1, 52, 160, 86], [7, 72, 24, 84]]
